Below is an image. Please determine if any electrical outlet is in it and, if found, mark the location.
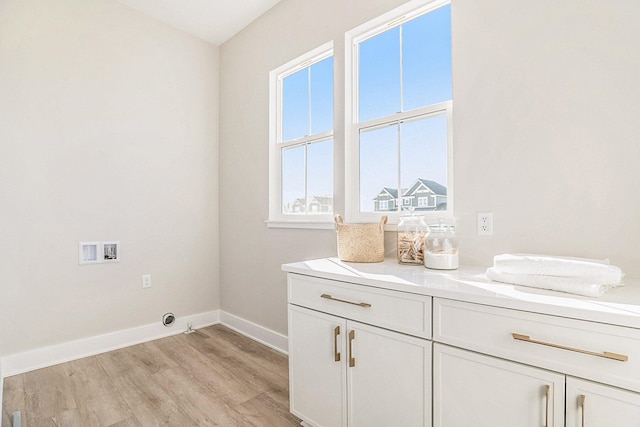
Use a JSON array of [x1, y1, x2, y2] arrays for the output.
[[142, 274, 152, 289], [477, 212, 493, 236]]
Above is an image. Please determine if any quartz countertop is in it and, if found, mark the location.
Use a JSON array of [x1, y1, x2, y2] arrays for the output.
[[282, 258, 640, 329]]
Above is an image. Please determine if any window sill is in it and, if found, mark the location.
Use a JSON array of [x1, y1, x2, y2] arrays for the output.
[[265, 219, 336, 230]]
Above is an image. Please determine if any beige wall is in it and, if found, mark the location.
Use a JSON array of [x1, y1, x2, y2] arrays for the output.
[[219, 0, 640, 337], [219, 0, 408, 337], [2, 0, 638, 357], [0, 0, 220, 355], [453, 0, 640, 271]]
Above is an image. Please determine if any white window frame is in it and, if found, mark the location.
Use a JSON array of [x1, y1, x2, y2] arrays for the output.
[[344, 0, 453, 226], [267, 41, 335, 229]]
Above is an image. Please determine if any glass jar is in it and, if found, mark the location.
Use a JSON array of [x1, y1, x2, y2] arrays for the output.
[[425, 221, 459, 270], [397, 214, 427, 264]]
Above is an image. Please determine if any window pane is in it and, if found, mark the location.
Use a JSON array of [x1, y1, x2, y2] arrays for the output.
[[310, 57, 333, 135], [359, 27, 401, 122], [403, 5, 452, 110], [283, 68, 309, 141], [360, 125, 398, 212], [400, 114, 448, 211], [281, 145, 305, 214], [307, 139, 333, 214]]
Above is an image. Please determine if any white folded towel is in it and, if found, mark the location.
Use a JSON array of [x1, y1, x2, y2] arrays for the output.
[[486, 267, 623, 298], [486, 253, 624, 297], [492, 253, 623, 285]]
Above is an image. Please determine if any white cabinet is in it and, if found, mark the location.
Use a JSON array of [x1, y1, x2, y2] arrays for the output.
[[566, 377, 640, 427], [433, 297, 640, 426], [287, 274, 432, 427], [433, 343, 565, 427], [346, 320, 431, 427], [284, 262, 640, 427], [288, 306, 346, 427]]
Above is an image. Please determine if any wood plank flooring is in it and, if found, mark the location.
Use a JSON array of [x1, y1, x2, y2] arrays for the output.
[[2, 325, 301, 427]]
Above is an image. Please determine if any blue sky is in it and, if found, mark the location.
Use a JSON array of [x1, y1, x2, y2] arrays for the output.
[[281, 4, 451, 213]]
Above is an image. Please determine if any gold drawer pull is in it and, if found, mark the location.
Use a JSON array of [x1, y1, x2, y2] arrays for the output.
[[580, 394, 586, 427], [544, 385, 550, 427], [348, 330, 356, 367], [512, 333, 628, 362], [333, 326, 341, 362], [321, 294, 372, 308]]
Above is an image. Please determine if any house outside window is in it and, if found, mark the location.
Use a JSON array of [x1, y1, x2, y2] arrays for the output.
[[345, 0, 452, 223], [268, 42, 334, 228]]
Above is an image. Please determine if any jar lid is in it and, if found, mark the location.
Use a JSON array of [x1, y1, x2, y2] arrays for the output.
[[428, 223, 455, 232], [400, 213, 425, 219]]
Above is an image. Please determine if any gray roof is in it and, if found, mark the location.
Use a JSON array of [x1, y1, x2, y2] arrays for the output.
[[380, 187, 398, 198], [412, 179, 447, 196], [374, 179, 447, 200]]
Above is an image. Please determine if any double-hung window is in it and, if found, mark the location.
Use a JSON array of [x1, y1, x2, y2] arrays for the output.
[[268, 0, 451, 228], [268, 43, 334, 227], [345, 0, 452, 223]]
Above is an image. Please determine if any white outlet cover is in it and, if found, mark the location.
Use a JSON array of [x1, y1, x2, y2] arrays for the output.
[[477, 212, 493, 236], [142, 274, 152, 288]]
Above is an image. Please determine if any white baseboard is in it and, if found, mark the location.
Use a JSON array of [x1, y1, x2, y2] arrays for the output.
[[0, 310, 289, 379], [1, 310, 220, 378], [220, 311, 289, 354]]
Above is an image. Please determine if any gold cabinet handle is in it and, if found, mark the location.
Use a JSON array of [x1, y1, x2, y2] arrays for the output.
[[512, 333, 628, 362], [333, 326, 341, 362], [544, 385, 550, 427], [581, 394, 586, 427], [348, 330, 356, 367], [321, 294, 372, 308]]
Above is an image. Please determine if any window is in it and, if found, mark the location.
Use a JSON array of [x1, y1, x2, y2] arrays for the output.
[[268, 43, 334, 227], [346, 0, 452, 223], [268, 0, 450, 229]]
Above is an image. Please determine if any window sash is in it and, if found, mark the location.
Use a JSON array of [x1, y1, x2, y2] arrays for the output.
[[345, 0, 452, 225], [347, 102, 452, 223], [268, 42, 334, 227]]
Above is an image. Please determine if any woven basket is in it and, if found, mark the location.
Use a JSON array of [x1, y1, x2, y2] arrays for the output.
[[335, 215, 388, 263]]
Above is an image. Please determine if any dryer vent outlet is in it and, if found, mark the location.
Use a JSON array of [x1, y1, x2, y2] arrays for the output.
[[162, 312, 175, 327]]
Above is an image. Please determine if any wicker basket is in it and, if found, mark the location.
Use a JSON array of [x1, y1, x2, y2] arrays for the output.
[[335, 214, 388, 263]]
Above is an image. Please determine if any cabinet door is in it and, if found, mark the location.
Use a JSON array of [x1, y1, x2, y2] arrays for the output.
[[288, 305, 347, 427], [347, 321, 431, 427], [433, 343, 564, 427], [566, 377, 640, 427]]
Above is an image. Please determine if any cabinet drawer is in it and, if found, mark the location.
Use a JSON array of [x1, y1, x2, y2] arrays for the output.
[[288, 274, 431, 339], [433, 298, 640, 392]]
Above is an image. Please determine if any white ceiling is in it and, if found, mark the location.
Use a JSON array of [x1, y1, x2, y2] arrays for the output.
[[116, 0, 281, 46]]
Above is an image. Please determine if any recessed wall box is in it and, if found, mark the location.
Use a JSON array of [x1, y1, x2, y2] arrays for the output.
[[79, 242, 100, 265], [102, 241, 120, 263], [79, 241, 121, 265]]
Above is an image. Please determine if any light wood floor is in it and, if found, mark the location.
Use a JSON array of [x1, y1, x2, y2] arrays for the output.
[[2, 325, 301, 426]]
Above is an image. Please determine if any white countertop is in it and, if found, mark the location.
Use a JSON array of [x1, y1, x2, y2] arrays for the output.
[[282, 258, 640, 329]]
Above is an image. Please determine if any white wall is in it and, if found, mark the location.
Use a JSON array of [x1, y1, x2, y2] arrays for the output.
[[0, 0, 220, 358], [219, 0, 640, 337]]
